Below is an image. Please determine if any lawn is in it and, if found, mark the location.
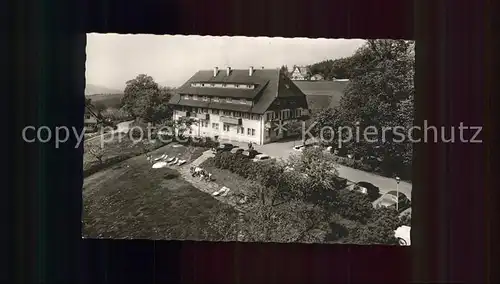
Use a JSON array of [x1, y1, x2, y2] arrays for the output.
[[83, 144, 239, 240], [199, 158, 259, 198], [83, 134, 192, 177]]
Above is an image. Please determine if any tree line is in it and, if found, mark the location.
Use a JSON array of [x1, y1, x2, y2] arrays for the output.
[[310, 39, 415, 180], [205, 147, 405, 244]]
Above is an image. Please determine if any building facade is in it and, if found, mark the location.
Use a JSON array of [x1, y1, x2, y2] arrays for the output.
[[290, 66, 311, 81], [168, 67, 310, 145], [84, 105, 99, 132]]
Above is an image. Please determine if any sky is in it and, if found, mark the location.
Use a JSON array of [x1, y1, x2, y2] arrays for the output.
[[85, 34, 366, 90]]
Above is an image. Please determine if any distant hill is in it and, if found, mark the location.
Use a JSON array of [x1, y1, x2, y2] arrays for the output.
[[85, 84, 123, 96], [87, 93, 124, 109], [294, 81, 349, 113]]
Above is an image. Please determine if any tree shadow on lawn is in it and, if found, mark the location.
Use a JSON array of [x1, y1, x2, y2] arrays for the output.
[[83, 161, 239, 241]]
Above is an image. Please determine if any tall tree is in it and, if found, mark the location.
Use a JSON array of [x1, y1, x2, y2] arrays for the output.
[[121, 74, 174, 124], [313, 40, 415, 176], [280, 65, 290, 77]]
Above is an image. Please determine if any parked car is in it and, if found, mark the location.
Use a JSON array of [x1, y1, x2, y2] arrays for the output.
[[324, 146, 334, 153], [242, 149, 259, 159], [356, 181, 380, 201], [252, 154, 271, 162], [375, 191, 411, 213], [394, 225, 411, 246], [230, 147, 244, 154], [216, 143, 234, 152], [293, 145, 306, 151], [346, 183, 368, 194]]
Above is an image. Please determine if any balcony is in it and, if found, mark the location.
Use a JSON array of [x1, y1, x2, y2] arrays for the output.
[[220, 116, 242, 125], [194, 113, 210, 120]]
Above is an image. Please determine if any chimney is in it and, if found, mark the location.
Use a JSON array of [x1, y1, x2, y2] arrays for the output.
[[249, 66, 254, 76], [226, 66, 231, 76], [213, 67, 218, 77]]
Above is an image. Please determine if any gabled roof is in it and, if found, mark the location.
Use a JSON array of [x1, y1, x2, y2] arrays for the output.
[[174, 69, 273, 99], [292, 66, 311, 76], [293, 80, 348, 113], [169, 68, 308, 114]]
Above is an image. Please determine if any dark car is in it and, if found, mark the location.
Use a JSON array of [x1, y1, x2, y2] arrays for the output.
[[216, 143, 234, 152], [241, 149, 259, 159], [356, 181, 380, 201], [230, 147, 244, 154]]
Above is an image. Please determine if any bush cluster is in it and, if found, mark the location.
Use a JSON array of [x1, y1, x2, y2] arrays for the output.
[[211, 151, 375, 223], [329, 189, 374, 223], [331, 156, 373, 172]]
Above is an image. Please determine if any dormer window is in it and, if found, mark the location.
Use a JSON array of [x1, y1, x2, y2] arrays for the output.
[[226, 97, 232, 103], [188, 95, 193, 100], [212, 97, 220, 102], [202, 96, 209, 101], [201, 83, 205, 87]]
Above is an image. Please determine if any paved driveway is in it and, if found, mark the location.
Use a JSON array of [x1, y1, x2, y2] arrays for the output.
[[232, 138, 412, 200]]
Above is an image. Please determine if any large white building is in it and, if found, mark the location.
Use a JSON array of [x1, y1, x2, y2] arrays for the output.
[[168, 66, 310, 145]]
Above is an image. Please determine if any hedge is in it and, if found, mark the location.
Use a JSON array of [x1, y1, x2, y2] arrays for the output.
[[210, 151, 376, 223]]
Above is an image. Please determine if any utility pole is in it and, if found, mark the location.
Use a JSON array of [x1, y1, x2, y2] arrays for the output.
[[396, 176, 401, 212]]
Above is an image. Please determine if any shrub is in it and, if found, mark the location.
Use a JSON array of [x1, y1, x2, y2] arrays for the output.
[[130, 128, 144, 139], [343, 207, 401, 245], [399, 211, 411, 226], [331, 189, 374, 223], [218, 152, 234, 169]]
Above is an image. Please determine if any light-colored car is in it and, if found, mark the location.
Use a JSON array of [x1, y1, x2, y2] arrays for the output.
[[375, 191, 411, 213], [252, 154, 271, 162], [324, 146, 334, 153], [394, 225, 411, 246], [344, 183, 368, 194], [293, 145, 306, 151]]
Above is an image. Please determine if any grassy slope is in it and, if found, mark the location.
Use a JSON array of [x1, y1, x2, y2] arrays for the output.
[[83, 145, 238, 240]]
